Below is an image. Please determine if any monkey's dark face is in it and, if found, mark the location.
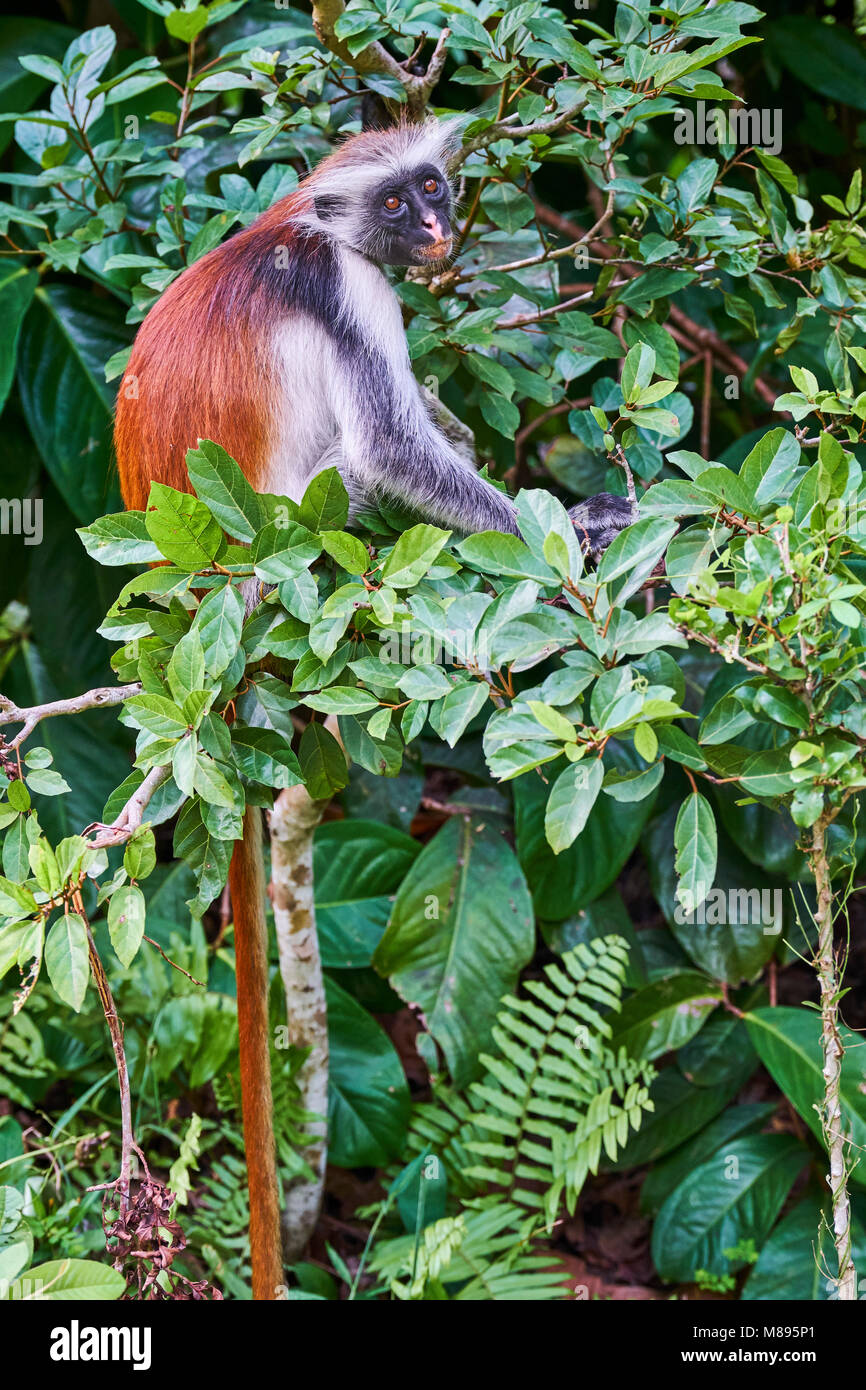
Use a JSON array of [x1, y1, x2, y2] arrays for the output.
[[365, 164, 453, 267]]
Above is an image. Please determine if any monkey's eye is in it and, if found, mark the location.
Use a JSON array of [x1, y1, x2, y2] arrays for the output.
[[423, 178, 439, 195], [383, 195, 402, 212]]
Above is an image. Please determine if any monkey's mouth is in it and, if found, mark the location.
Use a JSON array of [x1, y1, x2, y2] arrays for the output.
[[414, 236, 453, 264]]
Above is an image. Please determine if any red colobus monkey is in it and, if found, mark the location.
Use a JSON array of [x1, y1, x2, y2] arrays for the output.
[[114, 120, 632, 1299], [115, 119, 630, 542], [117, 120, 520, 531]]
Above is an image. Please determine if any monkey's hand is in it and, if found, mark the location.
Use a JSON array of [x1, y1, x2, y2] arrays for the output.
[[568, 493, 635, 565]]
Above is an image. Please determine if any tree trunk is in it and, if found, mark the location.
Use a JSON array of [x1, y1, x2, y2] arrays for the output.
[[269, 783, 331, 1263], [811, 818, 856, 1300]]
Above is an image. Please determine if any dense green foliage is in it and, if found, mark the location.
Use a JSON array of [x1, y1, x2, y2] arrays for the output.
[[1, 0, 866, 1302]]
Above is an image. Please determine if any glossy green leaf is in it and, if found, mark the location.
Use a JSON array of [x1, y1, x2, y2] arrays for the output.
[[373, 817, 534, 1086], [651, 1134, 806, 1282], [107, 885, 145, 968], [45, 912, 89, 1011], [326, 975, 410, 1167], [145, 483, 223, 570], [18, 285, 128, 520], [610, 971, 721, 1062], [745, 1006, 866, 1181]]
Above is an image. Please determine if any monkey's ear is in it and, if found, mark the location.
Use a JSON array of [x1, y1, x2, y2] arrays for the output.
[[314, 194, 347, 221]]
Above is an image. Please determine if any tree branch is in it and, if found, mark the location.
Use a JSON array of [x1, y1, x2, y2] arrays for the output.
[[268, 716, 347, 1262], [311, 3, 450, 113], [809, 817, 857, 1300], [0, 683, 141, 750], [452, 98, 589, 170], [85, 766, 171, 849]]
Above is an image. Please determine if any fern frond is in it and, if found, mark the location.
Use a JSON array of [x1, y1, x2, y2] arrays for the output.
[[373, 1204, 570, 1301], [408, 937, 655, 1225]]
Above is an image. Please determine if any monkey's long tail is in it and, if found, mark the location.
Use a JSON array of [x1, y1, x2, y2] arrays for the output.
[[230, 807, 283, 1299]]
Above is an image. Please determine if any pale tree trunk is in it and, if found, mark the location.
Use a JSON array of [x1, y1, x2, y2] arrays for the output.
[[810, 818, 856, 1300], [268, 765, 335, 1262]]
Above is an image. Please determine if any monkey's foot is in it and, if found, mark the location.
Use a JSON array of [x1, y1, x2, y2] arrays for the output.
[[567, 492, 635, 564]]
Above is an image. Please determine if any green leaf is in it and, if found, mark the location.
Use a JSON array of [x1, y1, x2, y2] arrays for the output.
[[651, 1135, 805, 1282], [188, 212, 236, 264], [186, 439, 264, 541], [457, 532, 556, 585], [192, 753, 237, 808], [608, 1066, 751, 1170], [693, 464, 758, 517], [194, 582, 245, 678], [45, 912, 89, 1011], [326, 974, 410, 1167], [339, 713, 404, 777], [544, 759, 604, 854], [314, 820, 419, 968], [479, 392, 520, 438], [515, 489, 584, 581], [480, 183, 535, 234], [0, 875, 37, 918], [602, 761, 664, 803], [463, 352, 515, 398], [723, 292, 757, 339], [251, 520, 321, 582], [739, 428, 801, 506], [0, 266, 36, 414], [515, 747, 658, 918], [527, 700, 577, 743], [125, 693, 188, 740], [173, 799, 231, 917], [124, 828, 156, 882], [610, 972, 721, 1062], [427, 681, 489, 748], [621, 342, 656, 404], [741, 1195, 866, 1300], [770, 15, 866, 112], [18, 285, 128, 521], [738, 746, 801, 797], [165, 6, 209, 42], [674, 793, 717, 915], [381, 525, 451, 589], [633, 722, 658, 762], [107, 885, 145, 968], [596, 518, 675, 590], [397, 664, 452, 701], [228, 726, 301, 789], [299, 467, 350, 531], [320, 530, 369, 575], [745, 1006, 866, 1177], [145, 482, 223, 570], [753, 685, 810, 731], [374, 818, 534, 1086], [298, 721, 348, 799], [76, 512, 161, 566], [1, 1257, 126, 1301], [641, 1102, 774, 1217]]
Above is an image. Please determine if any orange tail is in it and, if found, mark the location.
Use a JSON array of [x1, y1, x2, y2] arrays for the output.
[[230, 807, 283, 1300]]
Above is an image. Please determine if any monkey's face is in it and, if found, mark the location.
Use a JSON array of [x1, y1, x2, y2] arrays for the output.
[[365, 164, 453, 267]]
